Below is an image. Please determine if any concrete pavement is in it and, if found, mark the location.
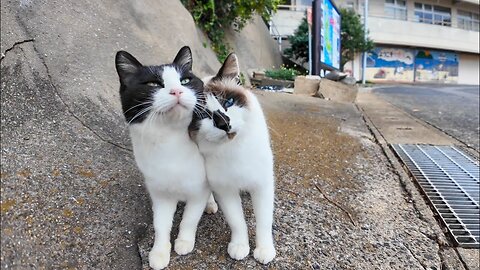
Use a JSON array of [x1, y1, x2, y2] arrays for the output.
[[356, 90, 456, 145], [356, 88, 480, 270], [372, 85, 480, 151]]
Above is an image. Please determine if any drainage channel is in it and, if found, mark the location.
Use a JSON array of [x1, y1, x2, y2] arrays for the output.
[[392, 144, 479, 248]]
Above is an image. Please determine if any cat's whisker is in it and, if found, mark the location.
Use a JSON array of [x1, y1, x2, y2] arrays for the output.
[[194, 108, 212, 115], [213, 111, 230, 129], [193, 106, 212, 118], [194, 104, 209, 112], [128, 106, 153, 125], [124, 101, 153, 114]]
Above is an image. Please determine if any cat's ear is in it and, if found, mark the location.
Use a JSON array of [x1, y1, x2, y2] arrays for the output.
[[173, 46, 193, 71], [115, 51, 143, 81], [216, 53, 240, 79]]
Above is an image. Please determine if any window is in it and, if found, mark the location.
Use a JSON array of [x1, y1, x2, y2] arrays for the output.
[[458, 10, 480, 32], [414, 3, 451, 26], [385, 0, 407, 20]]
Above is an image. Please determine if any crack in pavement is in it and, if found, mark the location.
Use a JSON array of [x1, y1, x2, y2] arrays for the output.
[[1, 38, 35, 62], [454, 249, 472, 270], [355, 104, 424, 219], [401, 243, 428, 270]]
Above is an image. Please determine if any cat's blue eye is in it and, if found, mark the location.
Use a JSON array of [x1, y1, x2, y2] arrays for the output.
[[224, 98, 234, 108], [146, 82, 161, 87], [180, 78, 191, 85]]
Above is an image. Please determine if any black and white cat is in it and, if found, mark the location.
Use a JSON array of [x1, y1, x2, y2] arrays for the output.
[[115, 47, 215, 270], [192, 54, 276, 264]]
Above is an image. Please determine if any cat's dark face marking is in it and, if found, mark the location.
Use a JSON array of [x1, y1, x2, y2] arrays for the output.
[[115, 46, 205, 124]]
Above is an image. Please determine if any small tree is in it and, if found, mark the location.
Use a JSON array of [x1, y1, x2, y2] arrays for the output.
[[283, 8, 374, 71], [340, 8, 374, 71], [284, 18, 309, 64]]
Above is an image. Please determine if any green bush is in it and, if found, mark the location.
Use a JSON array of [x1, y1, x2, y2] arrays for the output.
[[265, 66, 299, 81], [284, 17, 308, 63], [181, 0, 281, 62]]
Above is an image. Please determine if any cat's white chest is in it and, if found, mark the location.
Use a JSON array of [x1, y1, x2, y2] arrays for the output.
[[129, 124, 206, 197], [203, 132, 273, 190]]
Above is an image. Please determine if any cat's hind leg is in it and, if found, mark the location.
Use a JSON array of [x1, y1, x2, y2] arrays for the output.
[[204, 193, 218, 214], [149, 196, 177, 270], [215, 190, 250, 260], [174, 190, 210, 255], [251, 183, 276, 264]]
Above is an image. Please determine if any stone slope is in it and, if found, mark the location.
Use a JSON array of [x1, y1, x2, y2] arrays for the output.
[[1, 1, 282, 268]]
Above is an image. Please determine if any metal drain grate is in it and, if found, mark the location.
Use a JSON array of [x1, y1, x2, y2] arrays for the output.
[[392, 144, 480, 248]]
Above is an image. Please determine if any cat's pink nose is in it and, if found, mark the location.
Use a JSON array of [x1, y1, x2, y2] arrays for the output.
[[169, 89, 183, 97]]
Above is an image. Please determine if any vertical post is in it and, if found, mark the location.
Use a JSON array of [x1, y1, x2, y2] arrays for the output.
[[312, 0, 321, 75], [362, 0, 368, 84], [308, 25, 312, 75], [307, 7, 313, 75]]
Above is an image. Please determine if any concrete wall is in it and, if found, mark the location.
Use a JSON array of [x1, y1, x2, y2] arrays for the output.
[[337, 0, 480, 54], [343, 54, 362, 80], [368, 17, 479, 54], [336, 0, 480, 85], [458, 53, 480, 85], [225, 15, 283, 82], [271, 9, 305, 37]]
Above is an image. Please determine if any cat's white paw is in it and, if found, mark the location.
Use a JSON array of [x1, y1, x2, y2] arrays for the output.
[[227, 242, 250, 260], [205, 200, 218, 214], [174, 238, 195, 255], [149, 243, 171, 270], [253, 245, 276, 264]]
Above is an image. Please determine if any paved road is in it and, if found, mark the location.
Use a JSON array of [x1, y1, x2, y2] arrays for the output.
[[373, 85, 480, 151]]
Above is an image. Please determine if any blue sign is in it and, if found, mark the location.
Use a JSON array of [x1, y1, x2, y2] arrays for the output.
[[320, 0, 341, 70]]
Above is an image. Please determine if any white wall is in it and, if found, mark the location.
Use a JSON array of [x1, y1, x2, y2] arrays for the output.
[[271, 10, 305, 37], [458, 53, 480, 85], [343, 54, 362, 80], [368, 17, 479, 54]]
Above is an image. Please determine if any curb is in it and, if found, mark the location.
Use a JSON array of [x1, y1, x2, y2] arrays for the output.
[[355, 102, 470, 270]]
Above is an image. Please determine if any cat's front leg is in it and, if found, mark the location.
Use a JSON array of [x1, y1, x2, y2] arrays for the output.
[[149, 196, 177, 270], [174, 190, 210, 255], [251, 183, 276, 264], [215, 190, 250, 260]]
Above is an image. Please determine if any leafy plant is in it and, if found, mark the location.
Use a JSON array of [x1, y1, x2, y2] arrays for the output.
[[340, 8, 374, 71], [182, 0, 282, 62], [265, 66, 300, 81], [284, 17, 309, 64]]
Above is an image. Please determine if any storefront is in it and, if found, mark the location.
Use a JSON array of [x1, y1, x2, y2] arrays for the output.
[[366, 46, 460, 83]]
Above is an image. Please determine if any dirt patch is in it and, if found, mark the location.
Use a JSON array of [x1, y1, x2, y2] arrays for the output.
[[267, 100, 362, 191]]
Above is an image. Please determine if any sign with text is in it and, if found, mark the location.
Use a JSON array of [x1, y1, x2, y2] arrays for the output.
[[312, 0, 341, 74], [320, 0, 341, 70]]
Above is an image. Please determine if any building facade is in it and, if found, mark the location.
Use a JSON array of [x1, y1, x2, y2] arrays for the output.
[[272, 0, 480, 85]]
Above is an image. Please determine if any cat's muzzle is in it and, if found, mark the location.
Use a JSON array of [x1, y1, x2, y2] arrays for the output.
[[212, 110, 231, 133]]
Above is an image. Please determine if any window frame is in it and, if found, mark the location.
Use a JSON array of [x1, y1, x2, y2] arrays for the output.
[[414, 2, 451, 26], [384, 0, 408, 20], [457, 10, 480, 32]]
